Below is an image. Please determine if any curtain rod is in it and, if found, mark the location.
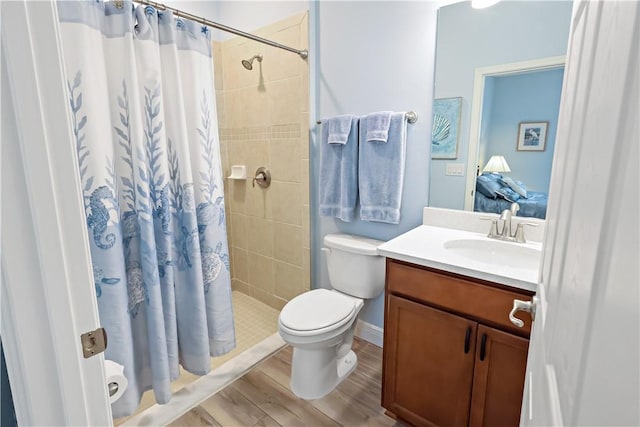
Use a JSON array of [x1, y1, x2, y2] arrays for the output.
[[118, 0, 309, 59]]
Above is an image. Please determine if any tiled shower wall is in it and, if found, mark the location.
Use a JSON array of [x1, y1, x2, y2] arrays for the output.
[[213, 12, 310, 311]]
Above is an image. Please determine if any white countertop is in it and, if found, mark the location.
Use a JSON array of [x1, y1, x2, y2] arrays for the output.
[[377, 225, 541, 292]]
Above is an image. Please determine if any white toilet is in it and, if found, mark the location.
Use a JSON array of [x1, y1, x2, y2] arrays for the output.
[[278, 233, 385, 400]]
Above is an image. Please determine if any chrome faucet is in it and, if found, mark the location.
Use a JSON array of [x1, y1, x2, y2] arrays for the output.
[[483, 203, 538, 243], [499, 203, 520, 238]]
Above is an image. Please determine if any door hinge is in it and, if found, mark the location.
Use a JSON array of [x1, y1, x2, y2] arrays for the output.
[[81, 327, 107, 358]]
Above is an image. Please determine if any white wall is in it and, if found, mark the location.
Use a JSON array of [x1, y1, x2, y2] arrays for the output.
[[429, 0, 572, 209], [314, 2, 438, 327], [165, 1, 309, 40]]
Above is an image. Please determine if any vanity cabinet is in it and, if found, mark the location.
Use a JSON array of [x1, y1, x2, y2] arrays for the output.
[[468, 325, 529, 427], [382, 259, 533, 427]]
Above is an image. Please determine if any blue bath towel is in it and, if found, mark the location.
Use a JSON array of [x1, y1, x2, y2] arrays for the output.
[[358, 112, 407, 224], [319, 115, 359, 221], [362, 111, 393, 142]]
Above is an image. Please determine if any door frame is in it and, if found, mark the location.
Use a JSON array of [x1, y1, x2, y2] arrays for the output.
[[463, 55, 566, 211], [1, 1, 112, 425]]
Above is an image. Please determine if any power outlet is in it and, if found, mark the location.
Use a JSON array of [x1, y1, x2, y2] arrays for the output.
[[445, 163, 465, 176]]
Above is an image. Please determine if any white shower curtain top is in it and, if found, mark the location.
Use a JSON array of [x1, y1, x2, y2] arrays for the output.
[[57, 0, 212, 57]]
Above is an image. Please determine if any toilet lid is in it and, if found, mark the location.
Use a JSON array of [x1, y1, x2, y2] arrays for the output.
[[279, 289, 356, 331]]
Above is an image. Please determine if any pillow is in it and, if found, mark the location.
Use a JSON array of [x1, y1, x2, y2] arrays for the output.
[[495, 187, 521, 203], [500, 176, 528, 198], [476, 175, 503, 199], [481, 172, 503, 180], [515, 180, 528, 194]]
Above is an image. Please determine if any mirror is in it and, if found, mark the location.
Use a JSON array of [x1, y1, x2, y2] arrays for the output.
[[428, 0, 573, 218]]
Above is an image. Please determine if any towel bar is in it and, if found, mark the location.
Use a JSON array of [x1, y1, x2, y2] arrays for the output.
[[316, 111, 418, 125]]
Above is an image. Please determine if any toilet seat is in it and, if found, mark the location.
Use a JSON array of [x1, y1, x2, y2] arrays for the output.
[[279, 289, 358, 336]]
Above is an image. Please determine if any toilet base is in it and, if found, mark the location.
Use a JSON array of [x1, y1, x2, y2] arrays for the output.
[[337, 350, 358, 379], [290, 348, 358, 400]]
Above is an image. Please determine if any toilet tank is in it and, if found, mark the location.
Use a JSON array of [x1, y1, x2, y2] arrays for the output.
[[323, 234, 386, 299]]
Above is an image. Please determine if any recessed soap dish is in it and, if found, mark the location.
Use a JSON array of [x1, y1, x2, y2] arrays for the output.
[[228, 165, 247, 180]]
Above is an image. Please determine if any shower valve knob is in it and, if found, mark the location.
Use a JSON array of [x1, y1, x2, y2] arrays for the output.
[[252, 173, 264, 187], [252, 167, 271, 188]]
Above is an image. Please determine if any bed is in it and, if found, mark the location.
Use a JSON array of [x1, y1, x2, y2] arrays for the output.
[[473, 174, 548, 219]]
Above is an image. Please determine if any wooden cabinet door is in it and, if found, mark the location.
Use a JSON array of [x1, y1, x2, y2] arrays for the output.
[[469, 325, 529, 427], [383, 295, 477, 427]]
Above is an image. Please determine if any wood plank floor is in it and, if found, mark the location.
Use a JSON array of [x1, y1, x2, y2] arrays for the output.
[[115, 292, 280, 426], [170, 338, 398, 427]]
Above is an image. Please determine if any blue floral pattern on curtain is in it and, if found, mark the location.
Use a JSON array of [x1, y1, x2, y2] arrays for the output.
[[57, 0, 235, 418]]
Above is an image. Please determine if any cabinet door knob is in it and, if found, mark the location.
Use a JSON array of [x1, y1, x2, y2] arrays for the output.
[[479, 333, 487, 361], [464, 326, 471, 354], [509, 297, 537, 328]]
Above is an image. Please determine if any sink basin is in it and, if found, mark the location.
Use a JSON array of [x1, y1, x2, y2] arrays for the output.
[[443, 239, 541, 270]]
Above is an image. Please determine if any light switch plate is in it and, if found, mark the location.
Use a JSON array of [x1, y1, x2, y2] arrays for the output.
[[445, 163, 465, 176]]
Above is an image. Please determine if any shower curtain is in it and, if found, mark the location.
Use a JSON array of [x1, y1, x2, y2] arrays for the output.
[[56, 1, 235, 417]]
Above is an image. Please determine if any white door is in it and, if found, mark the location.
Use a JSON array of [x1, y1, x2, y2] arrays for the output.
[[520, 0, 639, 425], [1, 1, 112, 425]]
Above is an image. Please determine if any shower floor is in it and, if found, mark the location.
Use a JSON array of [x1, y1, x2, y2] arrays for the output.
[[114, 291, 280, 425]]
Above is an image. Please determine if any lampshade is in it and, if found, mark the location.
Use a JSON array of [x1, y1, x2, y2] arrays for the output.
[[471, 0, 501, 9], [483, 155, 511, 173]]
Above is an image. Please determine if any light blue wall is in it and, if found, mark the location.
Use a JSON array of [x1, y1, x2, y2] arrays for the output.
[[429, 0, 572, 209], [482, 69, 564, 193], [313, 2, 438, 328]]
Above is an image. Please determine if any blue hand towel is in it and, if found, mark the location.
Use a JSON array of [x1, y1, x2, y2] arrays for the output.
[[358, 112, 407, 224], [327, 115, 354, 144], [319, 115, 359, 222], [362, 111, 393, 142]]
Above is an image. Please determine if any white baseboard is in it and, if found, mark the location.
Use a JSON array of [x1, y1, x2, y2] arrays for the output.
[[355, 320, 384, 348]]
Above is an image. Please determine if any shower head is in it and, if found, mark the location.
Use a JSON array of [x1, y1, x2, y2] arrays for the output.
[[241, 54, 263, 70]]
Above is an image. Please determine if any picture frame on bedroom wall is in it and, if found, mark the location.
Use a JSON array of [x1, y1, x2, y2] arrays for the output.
[[431, 97, 462, 159], [517, 121, 548, 151]]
